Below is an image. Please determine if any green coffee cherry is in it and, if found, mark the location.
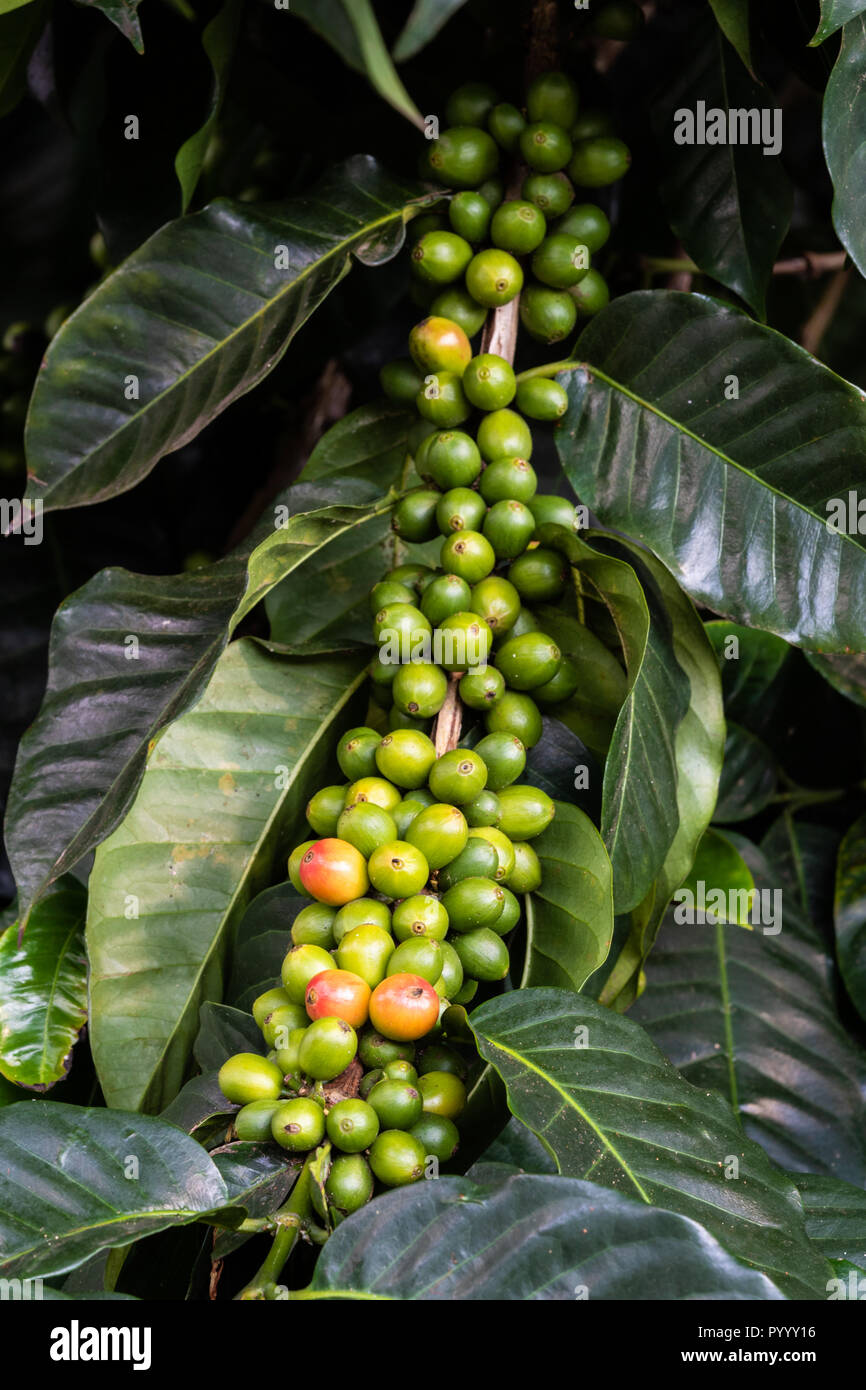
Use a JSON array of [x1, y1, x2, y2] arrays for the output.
[[451, 927, 510, 981], [384, 1059, 419, 1084], [271, 1097, 326, 1152], [368, 840, 430, 899], [438, 837, 499, 890], [345, 776, 402, 814], [495, 885, 522, 934], [474, 733, 526, 792], [367, 1079, 424, 1130], [479, 455, 537, 504], [411, 230, 474, 285], [359, 1067, 385, 1099], [337, 802, 399, 858], [406, 802, 469, 868], [459, 666, 506, 710], [516, 377, 569, 420], [453, 979, 479, 1005], [415, 370, 471, 427], [252, 987, 294, 1032], [281, 944, 335, 1003], [338, 726, 384, 780], [522, 172, 575, 217], [478, 174, 505, 209], [419, 1070, 467, 1119], [326, 1154, 375, 1214], [298, 1017, 358, 1081], [218, 1053, 283, 1105], [526, 71, 579, 128], [497, 784, 556, 839], [495, 631, 562, 690], [449, 190, 492, 242], [373, 602, 431, 650], [388, 707, 431, 734], [490, 199, 547, 255], [440, 530, 496, 585], [274, 1027, 307, 1079], [358, 1029, 415, 1070], [387, 563, 436, 593], [446, 82, 499, 127], [421, 573, 473, 625], [429, 749, 488, 804], [436, 610, 493, 670], [441, 876, 505, 932], [476, 408, 533, 461], [392, 662, 449, 719], [520, 121, 573, 173], [289, 840, 318, 893], [485, 691, 544, 747], [430, 287, 488, 336], [469, 575, 522, 633], [436, 487, 487, 536], [570, 111, 615, 143], [556, 202, 611, 253], [392, 893, 449, 941], [380, 358, 425, 404], [591, 1, 644, 40], [291, 901, 338, 949], [534, 655, 580, 704], [388, 937, 443, 984], [506, 842, 543, 893], [422, 430, 482, 489], [467, 825, 515, 880], [532, 234, 590, 288], [409, 315, 473, 375], [435, 940, 465, 999], [488, 100, 526, 150], [462, 352, 516, 410], [375, 731, 437, 789], [528, 494, 579, 533], [307, 784, 349, 836], [463, 789, 503, 828], [326, 1098, 380, 1153], [519, 284, 577, 342], [408, 213, 447, 245], [508, 546, 569, 602], [568, 136, 631, 187], [465, 248, 524, 307], [427, 126, 499, 187], [392, 488, 441, 543], [336, 924, 395, 988], [570, 268, 610, 316], [483, 498, 536, 559], [410, 1114, 460, 1162], [235, 1099, 281, 1142], [369, 1129, 427, 1186]]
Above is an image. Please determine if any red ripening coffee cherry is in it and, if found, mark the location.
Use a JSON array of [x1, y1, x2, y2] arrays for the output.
[[369, 973, 440, 1041], [305, 968, 372, 1028], [299, 838, 369, 905]]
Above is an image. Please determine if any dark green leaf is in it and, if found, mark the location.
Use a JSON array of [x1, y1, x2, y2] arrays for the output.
[[229, 881, 300, 1007], [557, 290, 866, 651], [673, 827, 756, 924], [24, 158, 429, 513], [392, 0, 469, 61], [86, 640, 368, 1112], [194, 1003, 264, 1072], [6, 488, 391, 934], [0, 1102, 228, 1279], [341, 0, 424, 128], [713, 722, 778, 822], [656, 27, 790, 316], [704, 620, 793, 734], [469, 988, 831, 1297], [174, 0, 242, 212], [521, 801, 613, 992], [75, 0, 143, 52], [469, 1116, 556, 1180], [531, 603, 628, 759], [210, 1142, 298, 1256], [795, 1173, 866, 1263], [523, 715, 600, 821], [805, 649, 866, 707], [761, 815, 841, 949], [708, 0, 754, 72], [0, 0, 47, 118], [0, 878, 87, 1089], [633, 917, 866, 1185], [824, 16, 866, 278], [295, 1171, 785, 1300], [834, 813, 866, 1020], [811, 1, 866, 45], [160, 1070, 236, 1144]]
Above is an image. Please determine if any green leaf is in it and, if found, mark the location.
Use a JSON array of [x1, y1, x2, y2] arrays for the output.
[[795, 1173, 866, 1264], [6, 486, 393, 934], [811, 1, 866, 45], [194, 1003, 263, 1071], [0, 1102, 228, 1279], [520, 801, 613, 992], [392, 0, 469, 62], [0, 878, 87, 1090], [834, 813, 866, 1021], [713, 722, 778, 822], [761, 815, 841, 947], [531, 603, 628, 759], [75, 0, 144, 53], [469, 1116, 556, 1179], [295, 1171, 785, 1300], [673, 827, 756, 925], [633, 913, 866, 1184], [806, 649, 866, 707], [160, 1070, 236, 1145], [556, 290, 866, 652], [522, 714, 600, 821], [656, 27, 789, 317], [228, 881, 299, 1008], [824, 16, 866, 279], [542, 528, 691, 915], [174, 0, 242, 212], [705, 620, 793, 733], [708, 0, 754, 73], [341, 0, 424, 129], [24, 158, 429, 513], [0, 0, 47, 119], [468, 987, 830, 1297], [299, 400, 414, 489], [86, 639, 368, 1113], [211, 1141, 298, 1257]]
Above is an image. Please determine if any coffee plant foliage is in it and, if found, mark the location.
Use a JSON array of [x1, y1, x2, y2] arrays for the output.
[[0, 0, 865, 1303]]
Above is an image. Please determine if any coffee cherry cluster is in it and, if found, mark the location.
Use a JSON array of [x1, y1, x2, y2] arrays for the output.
[[406, 69, 629, 341], [217, 735, 554, 1218]]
